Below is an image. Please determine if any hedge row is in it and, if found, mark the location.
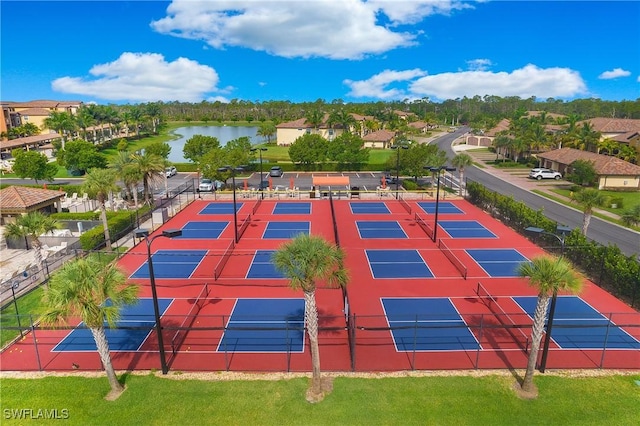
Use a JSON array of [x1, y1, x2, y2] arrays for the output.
[[466, 180, 640, 308]]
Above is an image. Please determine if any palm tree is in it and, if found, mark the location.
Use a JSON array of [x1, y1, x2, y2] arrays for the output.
[[272, 234, 348, 403], [40, 258, 138, 399], [130, 151, 165, 204], [451, 152, 473, 196], [516, 255, 582, 397], [111, 151, 141, 207], [43, 111, 76, 149], [83, 168, 120, 251], [570, 188, 609, 234], [4, 212, 59, 267]]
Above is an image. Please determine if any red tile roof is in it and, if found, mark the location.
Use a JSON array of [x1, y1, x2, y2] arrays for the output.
[[578, 118, 640, 133], [0, 186, 64, 213], [363, 130, 395, 142], [537, 148, 640, 175]]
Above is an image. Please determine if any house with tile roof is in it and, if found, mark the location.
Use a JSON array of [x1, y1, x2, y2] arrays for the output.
[[1, 100, 83, 141], [362, 130, 397, 149], [536, 148, 640, 190], [0, 186, 66, 225]]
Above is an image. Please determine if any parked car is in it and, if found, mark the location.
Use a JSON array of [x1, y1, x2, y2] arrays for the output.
[[165, 166, 177, 177], [528, 168, 562, 180], [269, 166, 283, 177], [199, 178, 214, 192]]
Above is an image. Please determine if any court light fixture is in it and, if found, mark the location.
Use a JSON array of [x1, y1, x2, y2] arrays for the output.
[[250, 147, 268, 200], [424, 165, 456, 242], [135, 227, 183, 374], [524, 224, 571, 373]]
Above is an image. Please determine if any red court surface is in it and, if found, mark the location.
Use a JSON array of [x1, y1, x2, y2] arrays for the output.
[[1, 198, 638, 373]]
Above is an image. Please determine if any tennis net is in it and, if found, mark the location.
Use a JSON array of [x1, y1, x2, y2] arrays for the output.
[[438, 239, 468, 279], [414, 212, 434, 240], [476, 282, 529, 352], [214, 240, 235, 280], [170, 283, 210, 355], [329, 191, 340, 247], [252, 196, 262, 214], [399, 196, 412, 215], [238, 213, 251, 240]]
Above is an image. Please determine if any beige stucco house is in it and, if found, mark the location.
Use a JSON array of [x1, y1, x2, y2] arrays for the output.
[[537, 148, 640, 190]]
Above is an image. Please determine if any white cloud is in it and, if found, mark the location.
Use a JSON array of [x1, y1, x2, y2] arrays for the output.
[[51, 52, 221, 102], [151, 0, 465, 59], [598, 68, 631, 80], [466, 59, 493, 71], [345, 64, 588, 100], [344, 69, 427, 99]]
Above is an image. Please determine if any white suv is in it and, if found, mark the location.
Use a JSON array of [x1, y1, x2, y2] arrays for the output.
[[529, 168, 562, 180]]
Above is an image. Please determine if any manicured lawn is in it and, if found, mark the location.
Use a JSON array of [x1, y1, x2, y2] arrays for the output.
[[0, 287, 43, 347], [0, 374, 638, 425]]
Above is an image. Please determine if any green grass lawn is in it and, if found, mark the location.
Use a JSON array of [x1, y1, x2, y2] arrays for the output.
[[0, 287, 43, 347], [1, 374, 638, 425]]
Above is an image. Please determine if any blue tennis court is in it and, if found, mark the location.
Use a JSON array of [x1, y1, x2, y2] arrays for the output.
[[514, 296, 640, 350], [263, 221, 310, 239], [218, 298, 305, 352], [382, 298, 479, 351], [466, 249, 529, 277], [366, 249, 433, 278], [356, 221, 407, 239], [439, 220, 496, 238], [273, 202, 311, 215], [177, 221, 228, 239], [131, 250, 207, 279], [199, 202, 244, 215], [246, 250, 286, 279], [418, 202, 463, 215], [52, 298, 173, 352], [350, 202, 390, 214]]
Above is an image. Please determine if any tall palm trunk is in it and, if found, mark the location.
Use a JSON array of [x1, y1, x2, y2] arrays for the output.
[[89, 326, 123, 393], [304, 290, 322, 392], [521, 294, 551, 393], [98, 200, 113, 252], [458, 170, 465, 197], [582, 210, 592, 235], [32, 238, 44, 268]]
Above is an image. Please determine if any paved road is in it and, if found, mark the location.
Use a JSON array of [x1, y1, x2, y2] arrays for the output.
[[436, 127, 640, 258]]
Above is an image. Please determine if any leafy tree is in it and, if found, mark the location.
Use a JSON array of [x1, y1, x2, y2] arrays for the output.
[[183, 135, 220, 164], [272, 234, 348, 403], [397, 143, 447, 181], [145, 141, 171, 160], [327, 132, 369, 170], [83, 168, 120, 251], [288, 134, 328, 170], [10, 150, 57, 183], [57, 140, 107, 174], [223, 136, 253, 168], [4, 211, 58, 267], [40, 258, 138, 399], [257, 122, 276, 144], [568, 160, 598, 186], [516, 256, 582, 397], [451, 152, 474, 196], [570, 188, 609, 234]]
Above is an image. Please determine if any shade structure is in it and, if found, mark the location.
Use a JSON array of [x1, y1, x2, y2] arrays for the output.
[[312, 176, 350, 187], [290, 177, 295, 189], [380, 175, 386, 189]]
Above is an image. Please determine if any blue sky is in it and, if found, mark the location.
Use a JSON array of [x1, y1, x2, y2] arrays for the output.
[[1, 1, 639, 104]]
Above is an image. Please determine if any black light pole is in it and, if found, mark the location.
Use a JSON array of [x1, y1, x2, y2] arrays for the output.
[[134, 228, 183, 375], [524, 224, 571, 373], [10, 281, 23, 338], [218, 166, 243, 243], [250, 147, 267, 199], [390, 143, 408, 199], [426, 166, 456, 242]]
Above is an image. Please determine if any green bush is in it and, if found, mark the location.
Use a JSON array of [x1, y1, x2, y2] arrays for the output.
[[402, 180, 418, 190], [610, 197, 624, 209]]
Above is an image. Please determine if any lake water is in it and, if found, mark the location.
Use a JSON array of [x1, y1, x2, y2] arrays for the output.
[[167, 125, 263, 163]]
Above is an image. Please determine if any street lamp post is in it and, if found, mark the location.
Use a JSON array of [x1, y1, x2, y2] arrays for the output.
[[218, 166, 244, 243], [390, 143, 409, 199], [524, 224, 571, 373], [425, 166, 456, 242], [250, 147, 268, 199], [134, 228, 183, 375]]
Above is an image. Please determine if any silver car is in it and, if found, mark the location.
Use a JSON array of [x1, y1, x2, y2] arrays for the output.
[[529, 168, 562, 180]]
